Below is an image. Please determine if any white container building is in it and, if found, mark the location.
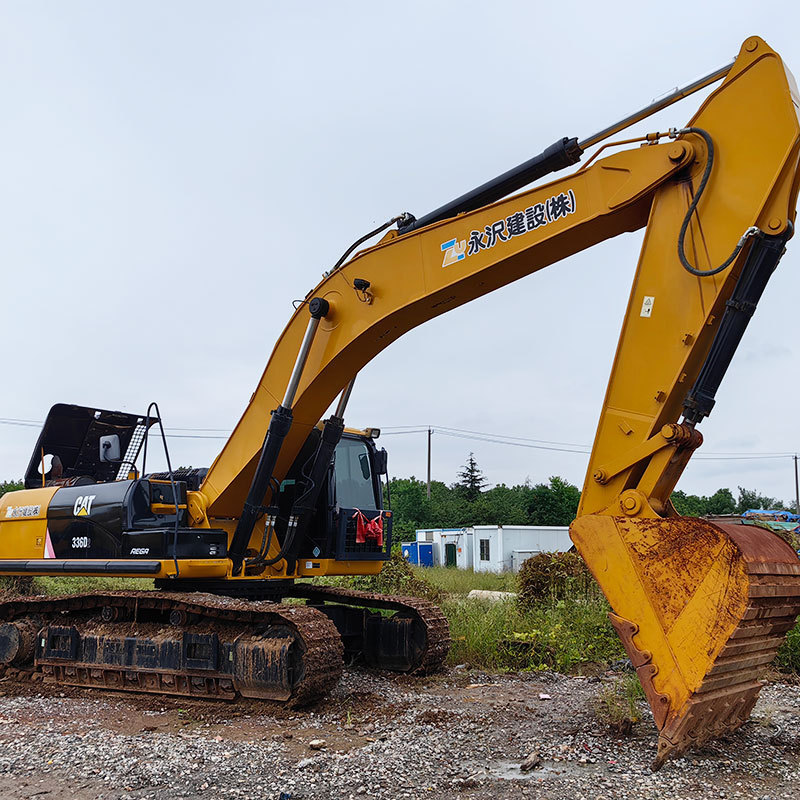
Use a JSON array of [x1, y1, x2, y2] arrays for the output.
[[415, 528, 473, 569], [471, 525, 572, 572], [413, 525, 571, 571]]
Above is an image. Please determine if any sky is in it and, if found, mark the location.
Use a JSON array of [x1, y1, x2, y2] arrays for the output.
[[2, 1, 800, 505]]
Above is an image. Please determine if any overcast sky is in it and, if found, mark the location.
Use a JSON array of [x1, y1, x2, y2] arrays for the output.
[[3, 1, 800, 505]]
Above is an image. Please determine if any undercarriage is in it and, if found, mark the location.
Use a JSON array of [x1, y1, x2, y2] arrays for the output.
[[0, 586, 449, 705]]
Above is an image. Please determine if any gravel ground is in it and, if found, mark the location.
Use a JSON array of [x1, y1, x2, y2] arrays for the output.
[[0, 668, 797, 799]]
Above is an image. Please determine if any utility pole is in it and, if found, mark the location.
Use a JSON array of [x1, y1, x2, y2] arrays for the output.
[[427, 428, 432, 499], [794, 454, 799, 516]]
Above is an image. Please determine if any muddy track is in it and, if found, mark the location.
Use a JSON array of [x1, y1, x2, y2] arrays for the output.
[[289, 584, 451, 673], [0, 591, 344, 706]]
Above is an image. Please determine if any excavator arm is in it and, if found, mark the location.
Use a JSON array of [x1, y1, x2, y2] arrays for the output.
[[201, 139, 691, 518], [203, 36, 799, 524], [196, 36, 800, 764]]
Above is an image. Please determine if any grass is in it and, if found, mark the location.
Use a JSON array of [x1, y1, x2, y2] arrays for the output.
[[413, 566, 518, 595], [32, 577, 152, 595], [595, 672, 645, 734], [414, 560, 623, 673], [775, 623, 800, 673], [0, 576, 152, 596], [442, 591, 623, 672]]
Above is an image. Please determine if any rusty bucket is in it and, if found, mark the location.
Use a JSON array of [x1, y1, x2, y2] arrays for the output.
[[570, 515, 800, 767]]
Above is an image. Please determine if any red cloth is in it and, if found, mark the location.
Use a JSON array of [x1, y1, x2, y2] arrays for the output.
[[353, 509, 383, 546]]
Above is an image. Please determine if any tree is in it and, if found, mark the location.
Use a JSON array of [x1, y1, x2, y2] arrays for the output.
[[0, 480, 23, 499], [671, 486, 781, 517], [455, 453, 488, 501], [523, 476, 581, 526], [384, 477, 431, 536], [705, 488, 736, 516], [670, 490, 705, 517], [736, 486, 788, 514], [472, 484, 528, 526]]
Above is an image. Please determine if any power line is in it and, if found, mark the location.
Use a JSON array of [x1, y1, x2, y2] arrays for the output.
[[0, 416, 231, 438], [383, 426, 798, 462], [1, 415, 798, 461], [434, 429, 590, 454]]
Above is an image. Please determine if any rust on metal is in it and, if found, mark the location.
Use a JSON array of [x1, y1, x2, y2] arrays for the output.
[[652, 521, 800, 769], [572, 512, 800, 770], [608, 612, 671, 728], [288, 584, 450, 674], [0, 591, 344, 707], [0, 585, 450, 706]]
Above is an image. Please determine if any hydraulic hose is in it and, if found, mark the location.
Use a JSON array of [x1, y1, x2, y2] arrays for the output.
[[676, 127, 761, 277]]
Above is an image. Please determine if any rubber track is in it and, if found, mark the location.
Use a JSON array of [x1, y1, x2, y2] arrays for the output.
[[0, 591, 343, 706], [289, 585, 450, 674]]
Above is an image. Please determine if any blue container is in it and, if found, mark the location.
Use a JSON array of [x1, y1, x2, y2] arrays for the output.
[[417, 542, 434, 567], [401, 542, 418, 564]]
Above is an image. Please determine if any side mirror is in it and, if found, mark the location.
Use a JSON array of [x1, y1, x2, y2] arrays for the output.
[[374, 448, 388, 476], [99, 434, 121, 462]]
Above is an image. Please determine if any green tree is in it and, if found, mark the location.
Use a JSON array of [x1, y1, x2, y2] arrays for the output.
[[428, 480, 471, 528], [472, 484, 528, 526], [523, 476, 581, 526], [670, 490, 705, 516], [385, 477, 431, 536], [736, 486, 788, 514], [455, 453, 488, 501], [706, 488, 736, 515], [0, 480, 23, 499], [671, 487, 736, 517]]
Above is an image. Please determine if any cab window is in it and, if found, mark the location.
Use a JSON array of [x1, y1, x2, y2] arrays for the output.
[[334, 439, 377, 510]]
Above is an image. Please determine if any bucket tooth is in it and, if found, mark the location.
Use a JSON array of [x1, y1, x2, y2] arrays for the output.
[[571, 515, 800, 768]]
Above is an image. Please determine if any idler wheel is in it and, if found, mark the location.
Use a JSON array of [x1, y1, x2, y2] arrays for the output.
[[0, 618, 41, 666]]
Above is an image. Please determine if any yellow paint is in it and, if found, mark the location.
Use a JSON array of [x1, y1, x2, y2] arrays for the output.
[[0, 487, 59, 559]]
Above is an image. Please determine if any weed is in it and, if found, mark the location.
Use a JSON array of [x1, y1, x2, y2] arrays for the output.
[[0, 576, 34, 596], [595, 673, 645, 735], [517, 552, 596, 608], [415, 567, 518, 595], [775, 622, 800, 673], [443, 594, 623, 672], [31, 577, 153, 596]]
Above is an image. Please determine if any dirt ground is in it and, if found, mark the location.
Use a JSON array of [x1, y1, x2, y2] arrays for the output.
[[0, 667, 797, 799]]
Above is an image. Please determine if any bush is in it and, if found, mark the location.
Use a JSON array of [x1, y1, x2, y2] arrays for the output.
[[775, 623, 800, 672], [347, 552, 445, 604], [517, 551, 595, 608]]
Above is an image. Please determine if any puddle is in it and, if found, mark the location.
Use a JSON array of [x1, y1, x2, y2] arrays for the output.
[[487, 759, 603, 781]]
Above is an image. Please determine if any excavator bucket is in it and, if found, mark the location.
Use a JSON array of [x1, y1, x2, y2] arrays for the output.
[[571, 514, 800, 768]]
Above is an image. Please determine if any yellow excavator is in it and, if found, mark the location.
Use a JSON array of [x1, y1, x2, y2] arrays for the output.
[[1, 35, 799, 767]]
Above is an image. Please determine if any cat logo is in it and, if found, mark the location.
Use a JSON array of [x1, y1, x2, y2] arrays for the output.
[[73, 495, 97, 517]]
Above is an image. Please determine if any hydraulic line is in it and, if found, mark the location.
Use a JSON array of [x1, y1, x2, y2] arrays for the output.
[[682, 224, 793, 424], [674, 127, 761, 276], [229, 298, 330, 574], [326, 214, 414, 275]]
